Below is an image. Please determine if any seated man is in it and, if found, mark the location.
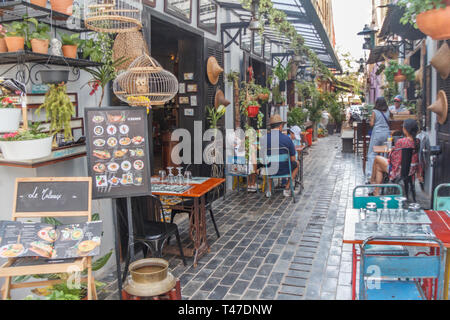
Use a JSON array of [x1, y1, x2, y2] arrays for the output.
[[370, 119, 423, 196], [389, 95, 410, 116], [261, 115, 298, 197]]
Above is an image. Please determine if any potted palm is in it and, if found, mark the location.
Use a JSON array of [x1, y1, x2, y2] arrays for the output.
[[59, 32, 80, 59], [384, 60, 415, 84], [0, 124, 52, 161], [28, 18, 50, 54], [0, 96, 21, 133], [398, 0, 450, 40], [4, 21, 28, 52]]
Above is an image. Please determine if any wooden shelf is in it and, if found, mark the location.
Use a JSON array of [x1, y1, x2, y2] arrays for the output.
[[0, 144, 86, 168]]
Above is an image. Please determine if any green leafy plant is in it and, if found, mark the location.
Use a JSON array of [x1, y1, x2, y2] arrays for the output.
[[27, 18, 50, 41], [287, 107, 308, 128], [83, 33, 128, 107], [5, 21, 29, 38], [226, 70, 240, 84], [207, 104, 227, 129], [58, 32, 81, 46], [384, 60, 416, 84], [398, 0, 447, 27], [273, 58, 289, 82], [37, 83, 75, 141]]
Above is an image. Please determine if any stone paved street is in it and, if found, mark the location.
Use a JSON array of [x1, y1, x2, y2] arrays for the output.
[[98, 134, 431, 300]]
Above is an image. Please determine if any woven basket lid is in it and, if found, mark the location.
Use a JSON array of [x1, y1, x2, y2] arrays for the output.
[[113, 31, 149, 71], [214, 89, 230, 108], [207, 56, 223, 85]]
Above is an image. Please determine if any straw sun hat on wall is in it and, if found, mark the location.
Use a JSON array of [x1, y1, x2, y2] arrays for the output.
[[207, 56, 223, 85], [428, 90, 448, 125], [431, 42, 450, 80], [214, 89, 230, 108]]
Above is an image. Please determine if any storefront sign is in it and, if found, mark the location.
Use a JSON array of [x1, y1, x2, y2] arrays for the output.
[[84, 107, 152, 199]]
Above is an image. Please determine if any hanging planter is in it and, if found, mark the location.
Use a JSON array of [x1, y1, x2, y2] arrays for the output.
[[394, 70, 407, 83], [247, 104, 260, 118], [36, 70, 69, 84], [384, 60, 415, 84]]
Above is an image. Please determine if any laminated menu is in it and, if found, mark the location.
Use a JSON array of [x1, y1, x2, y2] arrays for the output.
[[0, 221, 102, 259], [85, 107, 152, 199]]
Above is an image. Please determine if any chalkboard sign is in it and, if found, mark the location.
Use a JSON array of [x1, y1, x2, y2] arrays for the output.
[[14, 178, 91, 214], [84, 107, 152, 199]]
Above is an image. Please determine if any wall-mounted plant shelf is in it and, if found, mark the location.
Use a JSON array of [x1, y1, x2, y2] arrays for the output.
[[0, 51, 101, 68], [0, 0, 89, 32]]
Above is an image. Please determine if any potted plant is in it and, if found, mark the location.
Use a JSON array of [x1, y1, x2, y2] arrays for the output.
[[0, 96, 21, 133], [30, 0, 48, 8], [78, 37, 103, 61], [59, 32, 80, 59], [28, 18, 50, 54], [287, 106, 308, 128], [37, 83, 75, 143], [258, 87, 270, 103], [207, 104, 227, 129], [0, 24, 7, 53], [4, 21, 28, 52], [50, 0, 74, 15], [0, 124, 52, 161], [274, 58, 288, 92], [398, 0, 450, 40], [242, 100, 260, 118], [384, 60, 415, 84]]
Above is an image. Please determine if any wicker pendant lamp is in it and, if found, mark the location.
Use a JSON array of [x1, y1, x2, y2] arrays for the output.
[[85, 0, 143, 33], [113, 54, 179, 107]]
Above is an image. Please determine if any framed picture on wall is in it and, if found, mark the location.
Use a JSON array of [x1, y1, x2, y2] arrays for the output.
[[165, 0, 192, 23], [184, 108, 194, 116], [179, 83, 186, 94], [190, 95, 197, 106], [197, 0, 217, 34], [143, 0, 156, 7], [179, 96, 190, 104], [183, 73, 194, 80], [187, 84, 197, 92]]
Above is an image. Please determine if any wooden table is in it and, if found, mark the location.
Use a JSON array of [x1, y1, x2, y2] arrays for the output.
[[343, 209, 450, 300], [373, 145, 391, 155], [152, 177, 225, 267]]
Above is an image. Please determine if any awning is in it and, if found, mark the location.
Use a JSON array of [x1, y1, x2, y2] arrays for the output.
[[217, 0, 342, 72], [367, 45, 398, 64], [378, 4, 425, 41]]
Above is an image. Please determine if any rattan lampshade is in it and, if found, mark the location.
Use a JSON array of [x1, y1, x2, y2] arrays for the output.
[[113, 54, 179, 107], [85, 0, 143, 33]]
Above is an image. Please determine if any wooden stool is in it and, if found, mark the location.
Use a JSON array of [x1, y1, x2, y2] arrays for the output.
[[122, 279, 181, 300]]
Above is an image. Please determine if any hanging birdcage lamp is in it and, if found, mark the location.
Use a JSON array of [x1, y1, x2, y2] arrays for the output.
[[84, 0, 143, 33], [113, 54, 179, 107]]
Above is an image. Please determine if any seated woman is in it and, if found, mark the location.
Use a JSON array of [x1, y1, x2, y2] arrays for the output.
[[370, 119, 423, 196]]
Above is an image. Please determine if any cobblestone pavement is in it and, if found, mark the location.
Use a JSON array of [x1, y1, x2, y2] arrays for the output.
[[98, 134, 431, 300]]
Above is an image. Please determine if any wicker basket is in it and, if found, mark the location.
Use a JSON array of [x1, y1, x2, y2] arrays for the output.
[[112, 31, 149, 72]]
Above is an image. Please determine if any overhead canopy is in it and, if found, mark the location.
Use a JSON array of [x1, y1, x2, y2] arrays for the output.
[[378, 4, 425, 41], [217, 0, 342, 72]]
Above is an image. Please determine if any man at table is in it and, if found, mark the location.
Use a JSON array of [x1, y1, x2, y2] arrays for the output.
[[389, 95, 410, 116], [260, 114, 298, 197]]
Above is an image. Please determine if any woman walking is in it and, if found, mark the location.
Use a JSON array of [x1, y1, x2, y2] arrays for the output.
[[366, 97, 391, 181]]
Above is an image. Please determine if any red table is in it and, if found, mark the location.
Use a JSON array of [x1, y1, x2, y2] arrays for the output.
[[343, 209, 450, 300]]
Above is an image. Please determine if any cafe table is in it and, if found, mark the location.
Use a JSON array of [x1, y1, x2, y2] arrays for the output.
[[343, 208, 450, 300], [372, 145, 391, 155], [151, 177, 225, 267]]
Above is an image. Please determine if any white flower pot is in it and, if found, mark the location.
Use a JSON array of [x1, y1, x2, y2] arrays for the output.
[[0, 136, 53, 161], [0, 108, 21, 133]]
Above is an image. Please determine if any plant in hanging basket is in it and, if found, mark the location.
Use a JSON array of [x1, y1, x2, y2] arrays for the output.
[[398, 0, 450, 40], [242, 100, 260, 118], [384, 60, 415, 84], [27, 18, 50, 54], [258, 87, 270, 103]]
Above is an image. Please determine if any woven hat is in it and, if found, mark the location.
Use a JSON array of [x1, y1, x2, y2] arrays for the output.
[[113, 31, 149, 72], [214, 89, 230, 108], [269, 114, 285, 126], [431, 42, 450, 80], [428, 90, 448, 125], [207, 56, 223, 85]]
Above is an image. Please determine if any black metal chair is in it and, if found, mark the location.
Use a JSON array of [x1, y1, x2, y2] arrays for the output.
[[122, 195, 186, 282]]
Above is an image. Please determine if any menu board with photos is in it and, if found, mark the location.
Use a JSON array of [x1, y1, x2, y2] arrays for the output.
[[85, 107, 152, 199], [0, 221, 102, 259]]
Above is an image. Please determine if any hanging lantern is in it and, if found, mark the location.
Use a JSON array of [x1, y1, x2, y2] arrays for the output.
[[84, 0, 143, 33], [113, 54, 179, 107]]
